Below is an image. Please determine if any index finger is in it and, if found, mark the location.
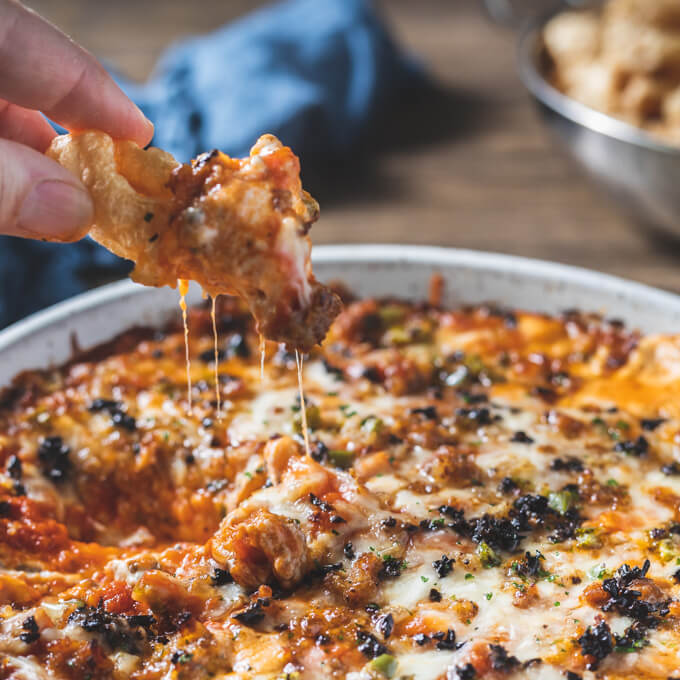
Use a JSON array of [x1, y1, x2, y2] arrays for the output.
[[0, 0, 153, 146]]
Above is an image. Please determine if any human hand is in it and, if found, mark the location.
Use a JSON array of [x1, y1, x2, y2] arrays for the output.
[[0, 0, 153, 241]]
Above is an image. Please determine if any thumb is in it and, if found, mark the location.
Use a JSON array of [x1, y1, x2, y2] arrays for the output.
[[0, 138, 93, 242]]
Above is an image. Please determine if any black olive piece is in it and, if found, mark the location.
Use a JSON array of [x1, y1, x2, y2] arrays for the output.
[[356, 630, 388, 659], [37, 436, 71, 483], [432, 555, 454, 578], [211, 568, 233, 586], [510, 431, 534, 444], [19, 616, 39, 644]]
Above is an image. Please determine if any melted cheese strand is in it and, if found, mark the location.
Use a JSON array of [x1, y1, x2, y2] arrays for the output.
[[178, 279, 192, 411], [259, 334, 266, 381], [295, 349, 310, 457], [210, 295, 221, 417]]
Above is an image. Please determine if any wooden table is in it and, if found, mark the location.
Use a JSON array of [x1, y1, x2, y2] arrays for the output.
[[27, 0, 680, 293]]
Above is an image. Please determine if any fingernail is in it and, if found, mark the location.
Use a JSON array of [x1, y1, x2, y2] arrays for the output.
[[134, 103, 155, 137], [18, 180, 93, 241]]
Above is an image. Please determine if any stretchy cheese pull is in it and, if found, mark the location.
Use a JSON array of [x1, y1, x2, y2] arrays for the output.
[[178, 278, 192, 411]]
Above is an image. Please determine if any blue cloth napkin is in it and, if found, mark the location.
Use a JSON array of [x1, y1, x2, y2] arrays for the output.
[[0, 0, 423, 329]]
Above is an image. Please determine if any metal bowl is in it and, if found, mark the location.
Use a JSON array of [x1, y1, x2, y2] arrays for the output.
[[517, 11, 680, 237]]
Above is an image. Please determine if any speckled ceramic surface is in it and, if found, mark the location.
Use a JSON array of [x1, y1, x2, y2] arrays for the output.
[[1, 245, 679, 386]]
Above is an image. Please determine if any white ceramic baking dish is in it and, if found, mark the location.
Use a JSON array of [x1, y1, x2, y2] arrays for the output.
[[1, 244, 680, 387]]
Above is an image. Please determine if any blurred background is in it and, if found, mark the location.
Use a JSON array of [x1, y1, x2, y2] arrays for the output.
[[15, 0, 680, 318]]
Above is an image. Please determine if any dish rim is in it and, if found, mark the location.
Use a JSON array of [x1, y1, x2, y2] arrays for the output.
[[517, 8, 680, 157], [1, 243, 680, 358]]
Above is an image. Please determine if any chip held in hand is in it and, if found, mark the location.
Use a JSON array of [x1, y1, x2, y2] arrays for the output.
[[47, 131, 341, 351]]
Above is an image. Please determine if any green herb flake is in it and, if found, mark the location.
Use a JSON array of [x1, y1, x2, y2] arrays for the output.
[[378, 305, 406, 327], [477, 541, 501, 569], [369, 654, 398, 678], [293, 404, 322, 433], [328, 449, 355, 469], [548, 488, 579, 515], [360, 415, 383, 434], [173, 651, 193, 664], [658, 539, 676, 563], [575, 527, 602, 550]]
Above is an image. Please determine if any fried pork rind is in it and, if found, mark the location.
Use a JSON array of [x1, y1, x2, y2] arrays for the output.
[[663, 86, 680, 124], [47, 131, 341, 351], [557, 60, 623, 114], [211, 507, 310, 590], [619, 74, 669, 120], [543, 0, 680, 145], [542, 10, 601, 65], [605, 0, 680, 32], [601, 13, 680, 76]]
